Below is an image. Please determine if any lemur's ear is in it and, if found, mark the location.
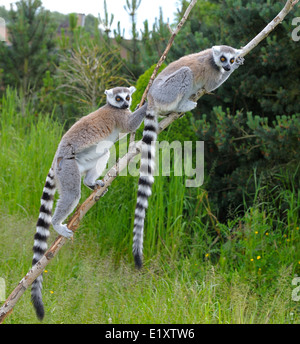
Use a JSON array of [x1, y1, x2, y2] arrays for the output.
[[105, 89, 113, 96], [212, 46, 221, 56], [129, 86, 136, 94]]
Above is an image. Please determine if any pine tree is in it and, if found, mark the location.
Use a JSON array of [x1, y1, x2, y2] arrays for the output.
[[124, 0, 142, 76], [0, 0, 56, 96], [98, 0, 114, 39], [140, 8, 170, 68]]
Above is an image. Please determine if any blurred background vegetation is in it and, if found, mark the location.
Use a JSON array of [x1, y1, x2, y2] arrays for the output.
[[0, 0, 300, 323]]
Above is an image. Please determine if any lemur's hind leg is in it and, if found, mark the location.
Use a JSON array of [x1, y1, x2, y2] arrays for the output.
[[150, 66, 196, 112], [52, 157, 81, 238], [83, 150, 110, 190], [83, 167, 105, 190]]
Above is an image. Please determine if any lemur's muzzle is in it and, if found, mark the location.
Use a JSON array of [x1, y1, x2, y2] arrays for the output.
[[223, 65, 231, 72]]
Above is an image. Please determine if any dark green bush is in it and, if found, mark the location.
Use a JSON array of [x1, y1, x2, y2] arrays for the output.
[[193, 107, 300, 221]]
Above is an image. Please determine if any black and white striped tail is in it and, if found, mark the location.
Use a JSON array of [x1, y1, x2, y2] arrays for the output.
[[133, 110, 158, 269], [31, 167, 56, 320]]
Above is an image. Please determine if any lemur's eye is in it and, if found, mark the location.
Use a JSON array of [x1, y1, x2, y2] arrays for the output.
[[116, 96, 122, 102], [220, 56, 226, 62], [230, 58, 235, 64], [126, 95, 130, 101]]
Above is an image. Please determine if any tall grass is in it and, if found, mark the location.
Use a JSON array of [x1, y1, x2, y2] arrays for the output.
[[0, 87, 64, 215], [0, 89, 300, 323], [0, 214, 298, 324]]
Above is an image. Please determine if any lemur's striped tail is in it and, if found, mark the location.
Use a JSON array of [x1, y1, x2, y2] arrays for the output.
[[31, 167, 56, 320], [133, 109, 158, 269]]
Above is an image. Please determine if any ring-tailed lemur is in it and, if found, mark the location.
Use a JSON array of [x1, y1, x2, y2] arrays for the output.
[[133, 45, 244, 268], [31, 86, 147, 320]]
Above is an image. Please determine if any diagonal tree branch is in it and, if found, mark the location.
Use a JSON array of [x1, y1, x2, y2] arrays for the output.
[[0, 0, 298, 324]]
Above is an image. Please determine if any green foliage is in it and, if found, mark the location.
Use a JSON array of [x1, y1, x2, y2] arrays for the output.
[[40, 21, 131, 124], [130, 63, 166, 111], [0, 0, 56, 96], [140, 8, 170, 68], [56, 42, 128, 111], [170, 0, 220, 60], [122, 0, 143, 76], [0, 88, 63, 215], [1, 216, 299, 324], [84, 14, 99, 36], [0, 5, 9, 21], [193, 106, 300, 220], [217, 0, 300, 119], [98, 0, 114, 37]]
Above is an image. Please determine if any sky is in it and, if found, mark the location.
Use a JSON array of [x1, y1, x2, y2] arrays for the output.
[[0, 0, 181, 38]]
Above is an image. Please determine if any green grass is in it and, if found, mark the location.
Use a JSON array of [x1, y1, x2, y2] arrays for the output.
[[0, 87, 64, 215], [1, 214, 299, 324], [0, 215, 299, 324], [1, 88, 300, 324]]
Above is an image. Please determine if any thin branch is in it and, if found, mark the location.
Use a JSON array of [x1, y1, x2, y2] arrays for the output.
[[0, 0, 298, 324]]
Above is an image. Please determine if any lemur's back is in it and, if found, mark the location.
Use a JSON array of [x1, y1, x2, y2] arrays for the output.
[[151, 48, 224, 94], [60, 104, 131, 153]]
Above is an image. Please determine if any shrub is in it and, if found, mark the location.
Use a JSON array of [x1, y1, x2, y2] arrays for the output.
[[193, 106, 300, 221]]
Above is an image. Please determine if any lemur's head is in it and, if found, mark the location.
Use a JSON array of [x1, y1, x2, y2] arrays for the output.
[[105, 86, 136, 109], [212, 45, 242, 72]]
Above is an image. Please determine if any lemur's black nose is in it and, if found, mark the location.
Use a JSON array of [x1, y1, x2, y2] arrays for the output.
[[122, 104, 129, 109]]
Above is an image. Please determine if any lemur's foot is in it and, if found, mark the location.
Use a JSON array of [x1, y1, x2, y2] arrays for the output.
[[177, 100, 197, 113], [53, 224, 73, 238], [85, 180, 105, 190], [95, 180, 105, 188]]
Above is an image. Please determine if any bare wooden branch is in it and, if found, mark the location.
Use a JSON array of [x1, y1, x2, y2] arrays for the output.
[[0, 0, 298, 324]]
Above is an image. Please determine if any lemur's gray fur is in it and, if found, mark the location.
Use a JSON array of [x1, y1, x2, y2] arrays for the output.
[[31, 86, 147, 320], [133, 45, 244, 268]]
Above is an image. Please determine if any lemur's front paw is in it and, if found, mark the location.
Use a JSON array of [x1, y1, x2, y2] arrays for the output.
[[236, 56, 245, 65], [135, 102, 147, 110]]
